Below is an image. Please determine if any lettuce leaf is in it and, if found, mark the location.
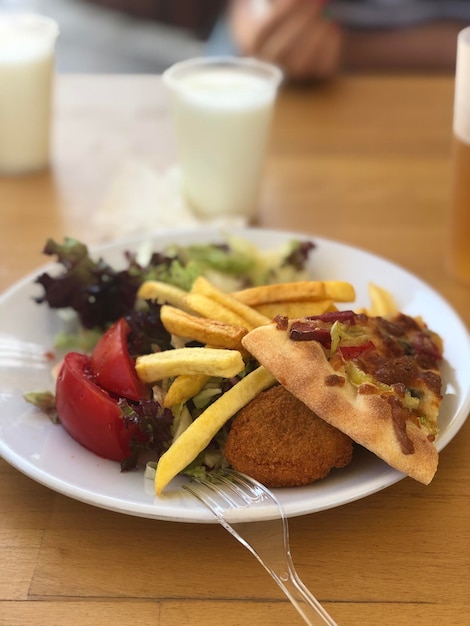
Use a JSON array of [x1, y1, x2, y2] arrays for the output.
[[34, 236, 316, 331]]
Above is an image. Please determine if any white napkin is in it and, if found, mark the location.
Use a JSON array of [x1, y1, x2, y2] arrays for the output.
[[93, 159, 247, 241]]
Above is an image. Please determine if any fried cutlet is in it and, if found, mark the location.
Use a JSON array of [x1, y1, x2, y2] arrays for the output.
[[224, 384, 353, 488]]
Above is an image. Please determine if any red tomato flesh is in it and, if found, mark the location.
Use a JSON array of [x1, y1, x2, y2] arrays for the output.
[[56, 352, 140, 461], [90, 318, 148, 401]]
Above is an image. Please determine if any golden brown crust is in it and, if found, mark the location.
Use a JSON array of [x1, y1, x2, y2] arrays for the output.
[[242, 322, 439, 484], [224, 385, 353, 487]]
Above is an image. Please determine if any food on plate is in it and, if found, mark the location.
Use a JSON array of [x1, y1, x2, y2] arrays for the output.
[[55, 352, 147, 461], [242, 310, 443, 484], [224, 384, 353, 487], [233, 280, 356, 307], [52, 318, 173, 464], [184, 292, 254, 328], [138, 280, 189, 311], [362, 282, 398, 317], [149, 278, 356, 492], [160, 304, 248, 350], [190, 275, 270, 329], [90, 317, 149, 401], [163, 373, 210, 409], [28, 235, 319, 475], [27, 234, 445, 495], [253, 299, 336, 319], [155, 366, 276, 494], [135, 347, 245, 382], [34, 235, 315, 331]]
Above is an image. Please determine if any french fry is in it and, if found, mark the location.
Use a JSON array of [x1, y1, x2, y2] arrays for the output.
[[367, 283, 398, 316], [234, 281, 356, 307], [185, 293, 249, 328], [137, 280, 189, 311], [164, 373, 210, 408], [136, 347, 245, 383], [160, 304, 247, 350], [155, 366, 276, 494], [253, 299, 337, 319], [191, 275, 270, 330], [323, 282, 356, 302]]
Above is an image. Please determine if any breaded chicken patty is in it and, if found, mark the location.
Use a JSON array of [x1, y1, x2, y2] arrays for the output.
[[224, 384, 353, 488]]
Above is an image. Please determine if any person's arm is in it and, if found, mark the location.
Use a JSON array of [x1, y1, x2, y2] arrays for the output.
[[342, 21, 465, 73], [228, 0, 465, 79]]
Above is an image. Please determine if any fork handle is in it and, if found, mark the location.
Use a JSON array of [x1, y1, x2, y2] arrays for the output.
[[271, 566, 338, 625]]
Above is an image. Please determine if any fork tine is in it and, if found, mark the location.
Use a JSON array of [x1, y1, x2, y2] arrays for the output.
[[224, 470, 272, 504], [192, 478, 241, 510], [0, 339, 53, 366], [182, 483, 222, 515], [209, 472, 254, 506], [0, 356, 51, 368]]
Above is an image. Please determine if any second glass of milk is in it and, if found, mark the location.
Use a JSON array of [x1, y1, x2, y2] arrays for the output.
[[0, 13, 59, 175], [163, 57, 283, 220]]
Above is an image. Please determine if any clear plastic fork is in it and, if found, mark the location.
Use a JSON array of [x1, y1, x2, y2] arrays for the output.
[[182, 469, 338, 625], [0, 338, 53, 368]]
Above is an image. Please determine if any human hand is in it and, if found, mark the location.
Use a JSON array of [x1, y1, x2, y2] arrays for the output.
[[229, 0, 342, 81]]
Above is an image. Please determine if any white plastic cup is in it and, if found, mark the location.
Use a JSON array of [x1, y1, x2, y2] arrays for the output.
[[162, 56, 283, 220], [0, 12, 59, 175], [448, 27, 470, 284]]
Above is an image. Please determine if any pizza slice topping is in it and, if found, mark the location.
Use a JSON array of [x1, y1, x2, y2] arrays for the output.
[[272, 310, 443, 458]]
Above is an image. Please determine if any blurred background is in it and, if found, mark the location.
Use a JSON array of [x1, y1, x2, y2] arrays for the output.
[[0, 0, 229, 72]]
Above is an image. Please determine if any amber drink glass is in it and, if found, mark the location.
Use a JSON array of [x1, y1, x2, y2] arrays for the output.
[[449, 27, 470, 284]]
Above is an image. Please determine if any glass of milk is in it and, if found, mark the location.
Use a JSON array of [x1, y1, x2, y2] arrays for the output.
[[162, 56, 283, 220], [0, 12, 59, 175]]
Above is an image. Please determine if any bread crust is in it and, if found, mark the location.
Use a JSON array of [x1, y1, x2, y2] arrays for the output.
[[242, 323, 438, 484]]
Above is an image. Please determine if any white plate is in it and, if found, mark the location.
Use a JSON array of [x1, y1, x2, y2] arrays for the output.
[[1, 227, 469, 523]]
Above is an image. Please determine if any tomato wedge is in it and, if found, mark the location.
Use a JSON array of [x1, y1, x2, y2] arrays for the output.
[[56, 352, 140, 461], [90, 318, 148, 401]]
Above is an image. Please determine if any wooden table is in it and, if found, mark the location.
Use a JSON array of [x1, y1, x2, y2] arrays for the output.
[[1, 75, 469, 626]]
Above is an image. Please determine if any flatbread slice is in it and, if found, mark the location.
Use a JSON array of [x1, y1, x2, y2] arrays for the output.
[[242, 311, 443, 484]]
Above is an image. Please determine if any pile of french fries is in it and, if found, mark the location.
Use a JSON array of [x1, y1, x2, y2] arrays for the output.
[[135, 275, 395, 494]]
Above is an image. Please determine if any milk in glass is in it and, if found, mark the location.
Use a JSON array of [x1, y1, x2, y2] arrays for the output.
[[0, 13, 59, 174], [163, 58, 282, 219]]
